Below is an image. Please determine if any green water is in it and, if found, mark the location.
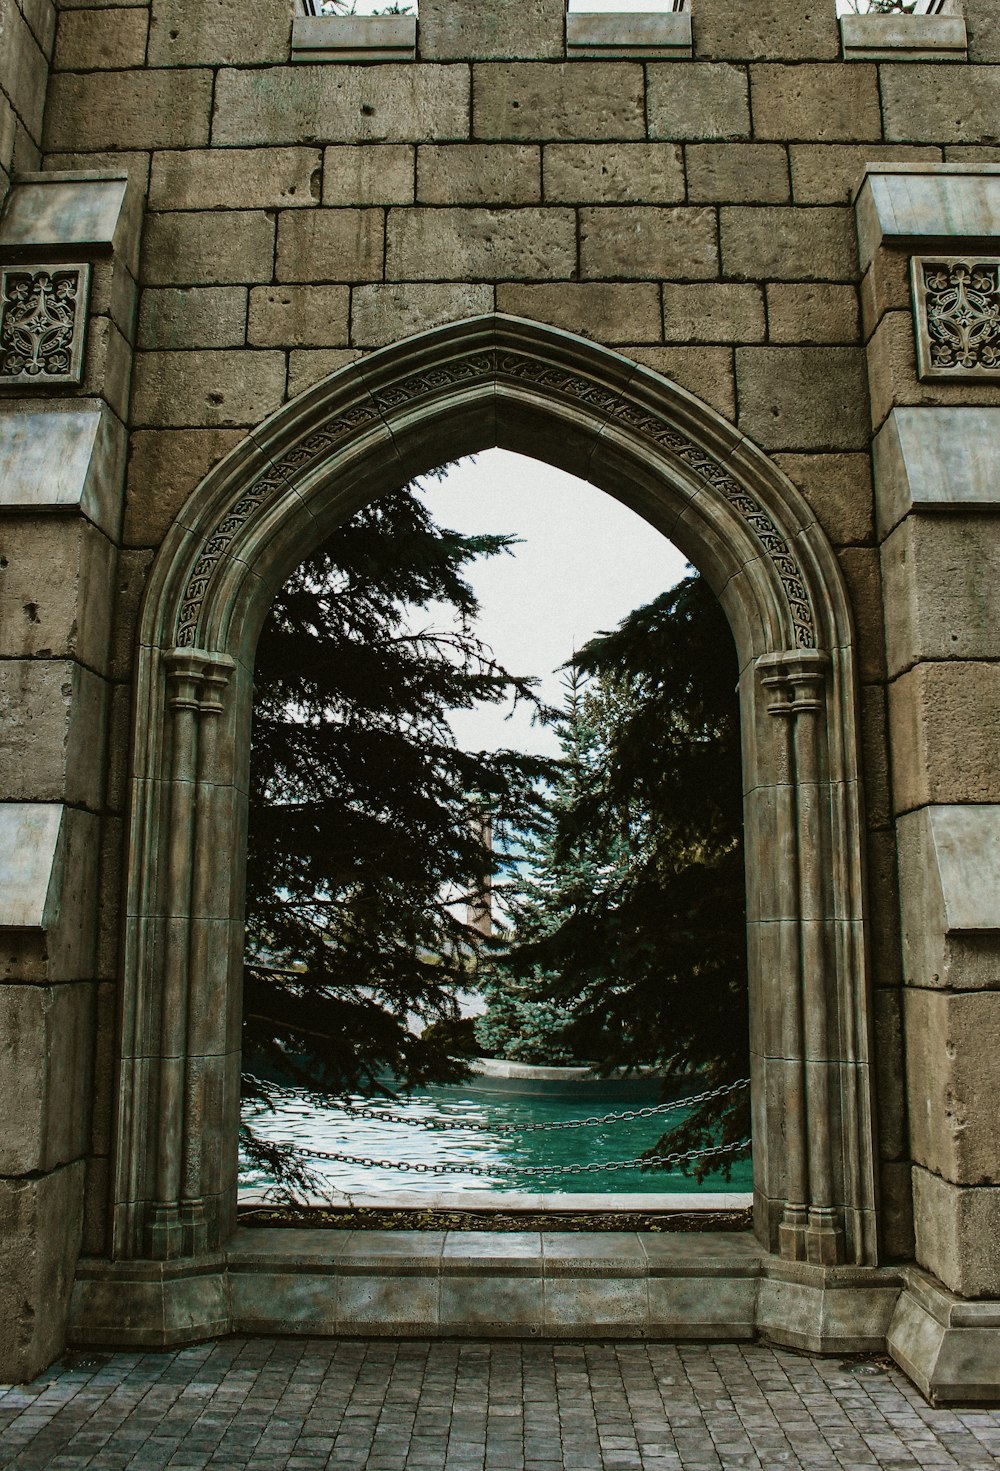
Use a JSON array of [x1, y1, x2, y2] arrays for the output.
[[240, 1081, 753, 1198]]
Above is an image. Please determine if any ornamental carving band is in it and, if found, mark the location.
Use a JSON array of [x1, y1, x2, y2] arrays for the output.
[[0, 264, 90, 385], [176, 349, 815, 650], [911, 257, 1000, 380]]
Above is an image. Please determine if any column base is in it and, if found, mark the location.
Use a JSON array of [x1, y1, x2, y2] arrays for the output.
[[779, 1203, 809, 1261], [888, 1265, 1000, 1406], [145, 1203, 186, 1261], [805, 1207, 845, 1266]]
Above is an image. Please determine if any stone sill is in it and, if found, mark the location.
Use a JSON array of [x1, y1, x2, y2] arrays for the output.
[[291, 11, 693, 63], [566, 12, 692, 60], [840, 13, 968, 63], [291, 14, 417, 63]]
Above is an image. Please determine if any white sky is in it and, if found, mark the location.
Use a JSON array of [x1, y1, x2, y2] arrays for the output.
[[415, 449, 689, 758]]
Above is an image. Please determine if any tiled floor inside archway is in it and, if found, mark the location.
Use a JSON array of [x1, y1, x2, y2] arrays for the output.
[[3, 1338, 1000, 1471]]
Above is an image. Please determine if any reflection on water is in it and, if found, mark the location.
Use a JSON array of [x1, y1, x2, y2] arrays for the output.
[[240, 1081, 753, 1198]]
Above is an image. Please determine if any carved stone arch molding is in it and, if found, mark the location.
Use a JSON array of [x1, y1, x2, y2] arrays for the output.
[[118, 315, 878, 1271]]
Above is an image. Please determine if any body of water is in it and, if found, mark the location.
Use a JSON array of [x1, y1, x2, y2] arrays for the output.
[[240, 1081, 753, 1198]]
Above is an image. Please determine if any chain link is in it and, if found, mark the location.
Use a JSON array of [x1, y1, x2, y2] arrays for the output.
[[255, 1135, 751, 1178], [245, 1075, 749, 1134]]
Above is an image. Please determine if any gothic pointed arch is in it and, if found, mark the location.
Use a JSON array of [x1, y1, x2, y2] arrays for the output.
[[116, 315, 878, 1273]]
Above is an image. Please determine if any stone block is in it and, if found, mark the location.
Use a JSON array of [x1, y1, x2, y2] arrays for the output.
[[840, 14, 968, 64], [0, 2, 49, 140], [542, 142, 683, 204], [964, 0, 1000, 63], [906, 989, 1000, 1186], [45, 69, 213, 152], [866, 312, 1000, 432], [473, 62, 644, 142], [765, 284, 859, 345], [0, 516, 115, 670], [125, 428, 245, 547], [879, 1162, 915, 1261], [276, 209, 384, 283], [212, 64, 470, 147], [772, 453, 874, 547], [789, 145, 944, 205], [898, 804, 1000, 993], [880, 66, 1000, 145], [351, 284, 494, 348], [248, 285, 349, 348], [856, 164, 1000, 272], [580, 207, 718, 281], [0, 661, 107, 808], [873, 985, 906, 1160], [912, 1167, 1000, 1298], [646, 63, 750, 141], [82, 317, 133, 427], [386, 207, 575, 281], [872, 407, 1000, 539], [0, 1161, 85, 1382], [138, 287, 248, 350], [841, 547, 888, 682], [148, 0, 291, 65], [149, 148, 321, 212], [323, 145, 415, 205], [721, 206, 857, 282], [495, 284, 660, 345], [861, 683, 892, 832], [421, 0, 564, 59], [662, 283, 764, 344], [54, 5, 147, 69], [881, 515, 1000, 678], [736, 347, 870, 451], [416, 144, 540, 205], [690, 0, 839, 61], [0, 404, 126, 539], [751, 64, 881, 143], [288, 348, 360, 399], [131, 349, 286, 429], [0, 982, 94, 1174], [623, 346, 735, 420], [686, 143, 789, 204], [889, 663, 1000, 812], [142, 210, 276, 287]]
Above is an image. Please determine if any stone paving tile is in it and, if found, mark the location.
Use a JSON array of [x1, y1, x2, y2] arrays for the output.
[[2, 1342, 1000, 1470]]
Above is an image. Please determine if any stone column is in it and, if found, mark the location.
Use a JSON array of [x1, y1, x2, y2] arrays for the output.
[[147, 651, 234, 1261], [761, 650, 843, 1265]]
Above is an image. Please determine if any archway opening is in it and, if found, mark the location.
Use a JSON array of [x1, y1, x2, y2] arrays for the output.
[[237, 448, 753, 1216], [119, 316, 876, 1273]]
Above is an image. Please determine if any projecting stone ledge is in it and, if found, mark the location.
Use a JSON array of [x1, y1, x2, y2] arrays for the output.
[[0, 803, 65, 930], [873, 406, 1000, 538]]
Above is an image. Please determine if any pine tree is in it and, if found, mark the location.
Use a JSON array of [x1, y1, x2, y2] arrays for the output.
[[475, 665, 618, 1066], [493, 574, 749, 1175], [242, 482, 550, 1175]]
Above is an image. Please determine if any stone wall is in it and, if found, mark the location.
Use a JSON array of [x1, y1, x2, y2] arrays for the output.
[[0, 0, 998, 1395]]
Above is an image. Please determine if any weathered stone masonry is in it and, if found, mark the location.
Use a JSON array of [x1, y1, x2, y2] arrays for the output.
[[2, 0, 1000, 1406]]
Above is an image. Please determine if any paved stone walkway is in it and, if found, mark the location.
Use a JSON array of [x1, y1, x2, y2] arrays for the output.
[[2, 1338, 1000, 1471]]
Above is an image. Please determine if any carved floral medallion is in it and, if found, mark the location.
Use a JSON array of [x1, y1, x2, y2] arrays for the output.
[[911, 257, 1000, 379], [0, 263, 91, 385]]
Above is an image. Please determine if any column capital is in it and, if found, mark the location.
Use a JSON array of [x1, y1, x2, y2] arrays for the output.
[[164, 649, 236, 714], [758, 650, 829, 715]]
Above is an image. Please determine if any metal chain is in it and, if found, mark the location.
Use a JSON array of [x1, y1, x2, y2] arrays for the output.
[[255, 1135, 751, 1178], [244, 1075, 749, 1134]]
